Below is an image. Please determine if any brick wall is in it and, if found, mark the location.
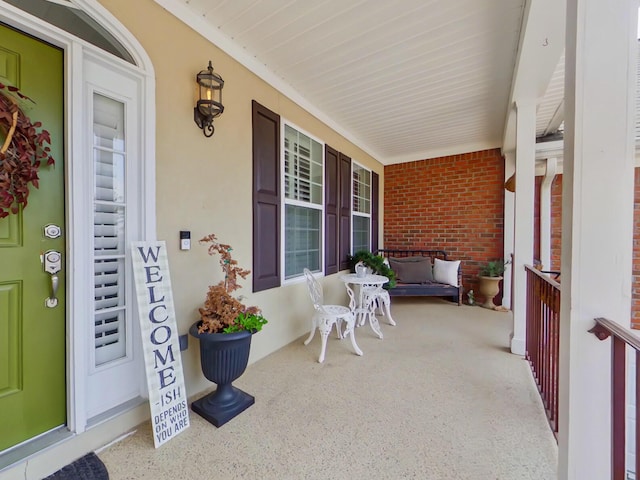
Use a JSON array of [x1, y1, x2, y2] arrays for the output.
[[534, 176, 541, 262], [384, 149, 505, 302], [550, 175, 562, 271]]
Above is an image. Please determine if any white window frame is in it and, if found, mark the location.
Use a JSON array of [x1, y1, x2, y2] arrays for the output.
[[351, 161, 372, 254], [281, 121, 325, 282]]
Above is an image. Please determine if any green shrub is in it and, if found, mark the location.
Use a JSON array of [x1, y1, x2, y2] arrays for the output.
[[479, 259, 510, 277]]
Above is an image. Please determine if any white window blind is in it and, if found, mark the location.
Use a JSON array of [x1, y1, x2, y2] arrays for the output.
[[284, 125, 322, 204], [352, 164, 370, 214], [93, 93, 127, 366]]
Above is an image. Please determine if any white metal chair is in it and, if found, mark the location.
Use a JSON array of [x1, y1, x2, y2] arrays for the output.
[[303, 268, 363, 363]]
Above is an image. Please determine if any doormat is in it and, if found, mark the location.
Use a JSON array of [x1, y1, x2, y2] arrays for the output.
[[43, 452, 109, 480]]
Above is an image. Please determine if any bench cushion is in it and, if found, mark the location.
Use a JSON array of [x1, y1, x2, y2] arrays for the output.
[[389, 256, 433, 283]]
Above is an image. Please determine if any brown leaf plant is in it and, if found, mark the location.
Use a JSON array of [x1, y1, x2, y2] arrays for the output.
[[0, 83, 55, 218], [197, 233, 267, 334]]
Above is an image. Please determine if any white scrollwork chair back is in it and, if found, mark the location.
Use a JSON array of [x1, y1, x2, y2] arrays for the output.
[[303, 268, 363, 363]]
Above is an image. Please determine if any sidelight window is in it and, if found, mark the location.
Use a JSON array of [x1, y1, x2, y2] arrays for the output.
[[92, 93, 127, 366]]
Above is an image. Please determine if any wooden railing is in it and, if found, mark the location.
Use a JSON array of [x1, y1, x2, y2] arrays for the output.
[[525, 265, 561, 436], [589, 317, 640, 480]]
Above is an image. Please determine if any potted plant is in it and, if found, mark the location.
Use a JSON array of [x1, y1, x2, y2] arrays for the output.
[[478, 259, 510, 309], [189, 233, 268, 427], [346, 250, 397, 288]]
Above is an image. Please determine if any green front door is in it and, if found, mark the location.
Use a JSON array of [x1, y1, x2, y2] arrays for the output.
[[0, 24, 65, 451]]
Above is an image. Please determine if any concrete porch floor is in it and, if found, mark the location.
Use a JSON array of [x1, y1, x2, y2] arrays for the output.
[[98, 297, 558, 480]]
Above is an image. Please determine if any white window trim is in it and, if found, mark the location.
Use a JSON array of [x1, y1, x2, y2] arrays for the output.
[[75, 42, 155, 431], [351, 161, 372, 254], [280, 120, 325, 283]]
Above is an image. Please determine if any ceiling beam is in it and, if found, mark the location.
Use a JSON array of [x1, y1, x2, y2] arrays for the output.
[[502, 0, 566, 155]]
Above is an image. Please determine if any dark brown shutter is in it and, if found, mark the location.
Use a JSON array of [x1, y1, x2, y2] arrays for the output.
[[324, 145, 339, 275], [339, 153, 352, 270], [252, 100, 280, 292], [371, 171, 379, 253]]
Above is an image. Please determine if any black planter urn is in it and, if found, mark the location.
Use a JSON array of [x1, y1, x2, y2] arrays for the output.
[[189, 322, 255, 427]]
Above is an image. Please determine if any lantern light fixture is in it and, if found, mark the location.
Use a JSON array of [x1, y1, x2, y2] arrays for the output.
[[194, 60, 224, 137]]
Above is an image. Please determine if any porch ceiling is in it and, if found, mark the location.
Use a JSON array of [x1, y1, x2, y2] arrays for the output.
[[157, 0, 566, 165]]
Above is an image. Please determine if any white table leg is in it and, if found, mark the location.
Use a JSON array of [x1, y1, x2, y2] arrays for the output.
[[381, 295, 396, 326], [367, 311, 384, 339]]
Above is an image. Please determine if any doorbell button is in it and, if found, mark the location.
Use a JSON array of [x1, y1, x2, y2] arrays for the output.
[[179, 231, 191, 251]]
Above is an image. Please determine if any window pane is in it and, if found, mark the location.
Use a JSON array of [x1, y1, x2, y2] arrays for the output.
[[353, 215, 370, 253], [94, 258, 126, 366], [285, 204, 321, 279], [352, 163, 372, 253], [353, 164, 371, 214], [5, 0, 136, 64], [93, 92, 127, 366], [283, 125, 322, 205], [94, 204, 125, 255], [283, 124, 324, 280], [95, 150, 125, 203]]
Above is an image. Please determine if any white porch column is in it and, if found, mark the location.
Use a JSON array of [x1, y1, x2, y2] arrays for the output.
[[540, 157, 558, 271], [503, 152, 515, 310], [559, 0, 637, 478], [511, 100, 536, 355]]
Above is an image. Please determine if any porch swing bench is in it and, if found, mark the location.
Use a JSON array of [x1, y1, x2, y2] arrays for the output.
[[377, 249, 462, 305]]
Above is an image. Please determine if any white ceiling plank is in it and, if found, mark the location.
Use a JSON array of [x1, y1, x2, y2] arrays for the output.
[[160, 0, 567, 165]]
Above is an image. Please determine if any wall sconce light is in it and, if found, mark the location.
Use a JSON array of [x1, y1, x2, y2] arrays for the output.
[[194, 60, 224, 137]]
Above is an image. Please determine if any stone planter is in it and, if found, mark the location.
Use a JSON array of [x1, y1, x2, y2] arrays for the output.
[[478, 275, 503, 309], [189, 322, 254, 427]]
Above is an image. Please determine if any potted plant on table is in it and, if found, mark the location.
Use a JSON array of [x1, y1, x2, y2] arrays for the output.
[[346, 250, 397, 288], [478, 259, 510, 309], [189, 233, 268, 427]]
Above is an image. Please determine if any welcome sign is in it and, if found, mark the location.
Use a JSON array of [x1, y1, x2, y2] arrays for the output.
[[131, 241, 190, 448]]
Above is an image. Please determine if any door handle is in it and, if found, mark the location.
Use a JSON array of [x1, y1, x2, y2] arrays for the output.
[[43, 250, 62, 308]]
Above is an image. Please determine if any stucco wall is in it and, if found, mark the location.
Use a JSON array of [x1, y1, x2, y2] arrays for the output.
[[97, 0, 385, 395]]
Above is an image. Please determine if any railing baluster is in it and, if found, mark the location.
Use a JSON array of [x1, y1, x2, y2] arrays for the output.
[[543, 282, 550, 410], [636, 350, 640, 480], [612, 337, 626, 480], [552, 298, 559, 429], [528, 277, 640, 478], [525, 265, 561, 437], [590, 317, 640, 480]]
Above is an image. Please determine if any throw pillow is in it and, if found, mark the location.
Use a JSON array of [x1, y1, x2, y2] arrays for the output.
[[433, 258, 461, 287], [389, 255, 428, 262], [389, 257, 432, 283]]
